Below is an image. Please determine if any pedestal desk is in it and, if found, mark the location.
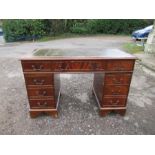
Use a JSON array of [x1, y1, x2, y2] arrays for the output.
[[20, 49, 136, 118]]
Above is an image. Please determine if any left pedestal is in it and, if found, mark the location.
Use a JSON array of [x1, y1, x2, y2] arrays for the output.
[[21, 60, 61, 118]]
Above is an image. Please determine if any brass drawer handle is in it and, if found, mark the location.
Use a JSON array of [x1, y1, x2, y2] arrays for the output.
[[58, 64, 64, 71], [33, 79, 45, 85], [110, 100, 120, 105], [91, 63, 97, 70], [111, 89, 121, 95], [37, 90, 47, 96], [91, 63, 101, 70], [113, 64, 124, 70], [37, 101, 47, 107], [31, 64, 43, 71], [57, 63, 70, 70], [70, 61, 76, 63], [56, 62, 65, 71], [112, 78, 123, 84]]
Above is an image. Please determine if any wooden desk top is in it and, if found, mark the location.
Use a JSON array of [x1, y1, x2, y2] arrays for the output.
[[21, 48, 136, 60]]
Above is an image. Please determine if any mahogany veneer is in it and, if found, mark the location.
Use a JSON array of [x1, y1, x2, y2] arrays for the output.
[[29, 98, 55, 109], [21, 49, 136, 118]]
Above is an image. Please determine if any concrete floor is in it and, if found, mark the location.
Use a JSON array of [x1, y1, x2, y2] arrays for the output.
[[0, 36, 155, 134]]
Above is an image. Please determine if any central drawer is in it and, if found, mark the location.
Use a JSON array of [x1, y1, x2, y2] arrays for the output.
[[27, 87, 54, 98], [51, 60, 105, 72]]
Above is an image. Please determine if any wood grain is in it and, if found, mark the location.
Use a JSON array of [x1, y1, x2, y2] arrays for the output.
[[21, 50, 136, 118]]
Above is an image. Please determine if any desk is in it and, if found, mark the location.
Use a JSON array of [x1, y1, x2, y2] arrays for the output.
[[20, 49, 136, 118]]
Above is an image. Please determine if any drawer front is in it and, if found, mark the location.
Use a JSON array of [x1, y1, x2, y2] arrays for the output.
[[102, 97, 127, 107], [24, 74, 53, 86], [29, 99, 56, 109], [106, 60, 134, 71], [104, 73, 132, 85], [22, 61, 51, 72], [103, 85, 129, 95], [51, 60, 105, 72], [27, 87, 54, 98]]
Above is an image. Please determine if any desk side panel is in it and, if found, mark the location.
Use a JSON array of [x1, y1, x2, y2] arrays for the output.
[[54, 73, 61, 106], [93, 73, 104, 105]]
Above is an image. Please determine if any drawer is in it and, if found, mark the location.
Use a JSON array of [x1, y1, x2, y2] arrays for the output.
[[51, 60, 105, 71], [106, 60, 134, 71], [29, 98, 56, 109], [27, 87, 54, 98], [102, 97, 127, 107], [103, 85, 129, 95], [21, 61, 51, 72], [24, 74, 53, 86], [104, 73, 132, 85]]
